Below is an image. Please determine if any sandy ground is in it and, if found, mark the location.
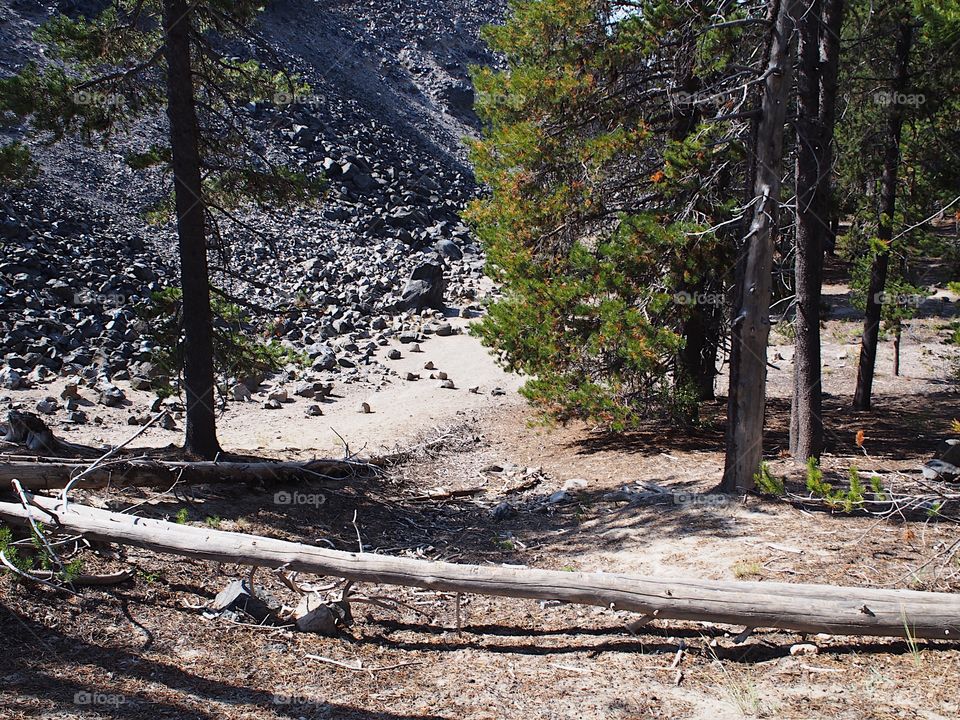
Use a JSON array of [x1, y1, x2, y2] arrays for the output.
[[4, 314, 525, 459]]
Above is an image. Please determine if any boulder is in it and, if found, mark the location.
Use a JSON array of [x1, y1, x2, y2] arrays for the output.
[[36, 397, 59, 415], [398, 263, 445, 311], [98, 384, 126, 407], [209, 580, 279, 624], [307, 344, 337, 371], [435, 238, 463, 261], [922, 439, 960, 482]]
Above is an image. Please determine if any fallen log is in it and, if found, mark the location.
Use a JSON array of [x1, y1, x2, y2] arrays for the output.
[[0, 458, 374, 491], [1, 494, 958, 639]]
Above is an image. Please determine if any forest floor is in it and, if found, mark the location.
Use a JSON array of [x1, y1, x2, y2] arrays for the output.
[[3, 274, 960, 719]]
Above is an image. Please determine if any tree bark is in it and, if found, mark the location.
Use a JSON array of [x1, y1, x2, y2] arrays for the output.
[[672, 31, 719, 404], [163, 0, 220, 458], [678, 284, 720, 403], [790, 0, 844, 462], [853, 18, 913, 411], [2, 495, 957, 639], [723, 0, 795, 493], [893, 325, 901, 376]]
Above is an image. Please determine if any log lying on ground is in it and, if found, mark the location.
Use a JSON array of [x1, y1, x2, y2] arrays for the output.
[[0, 458, 374, 491], [1, 494, 958, 639]]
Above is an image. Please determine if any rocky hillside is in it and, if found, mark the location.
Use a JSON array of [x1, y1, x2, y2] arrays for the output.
[[0, 0, 507, 404]]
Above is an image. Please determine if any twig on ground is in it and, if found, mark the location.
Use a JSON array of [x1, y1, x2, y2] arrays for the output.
[[305, 654, 424, 673], [25, 569, 134, 586], [60, 411, 170, 507], [11, 480, 69, 581], [352, 510, 363, 554], [455, 591, 462, 634], [888, 537, 960, 589], [0, 549, 77, 595]]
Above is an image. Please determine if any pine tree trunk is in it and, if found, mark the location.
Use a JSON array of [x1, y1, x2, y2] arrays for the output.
[[678, 290, 720, 403], [790, 0, 844, 462], [672, 31, 718, 405], [162, 0, 221, 458], [723, 0, 795, 493], [853, 19, 913, 411], [893, 326, 901, 376]]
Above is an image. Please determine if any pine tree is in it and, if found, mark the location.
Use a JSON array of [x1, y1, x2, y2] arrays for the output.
[[789, 0, 845, 463], [835, 1, 960, 410], [0, 1, 320, 457], [469, 0, 772, 429]]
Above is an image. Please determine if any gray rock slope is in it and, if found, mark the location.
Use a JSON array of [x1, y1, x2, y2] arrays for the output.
[[0, 0, 507, 400]]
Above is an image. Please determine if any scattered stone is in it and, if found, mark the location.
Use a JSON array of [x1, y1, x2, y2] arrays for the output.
[[36, 397, 59, 415], [0, 368, 24, 390], [562, 478, 589, 492], [66, 410, 87, 424], [306, 404, 323, 416], [130, 376, 153, 391], [405, 372, 420, 381], [360, 401, 372, 413], [490, 501, 516, 521], [98, 385, 126, 407], [439, 379, 455, 389], [27, 366, 51, 383], [60, 383, 80, 400], [209, 580, 279, 625], [424, 361, 435, 370], [387, 348, 402, 360], [268, 389, 289, 403], [437, 371, 448, 380], [159, 413, 177, 430], [410, 343, 423, 353], [309, 344, 338, 371], [435, 238, 463, 261], [789, 643, 819, 656], [264, 399, 282, 410], [292, 593, 339, 635], [468, 386, 479, 394], [240, 373, 265, 392], [231, 383, 252, 402], [435, 322, 454, 337], [922, 439, 960, 482], [294, 382, 316, 398], [547, 490, 571, 504], [491, 387, 507, 396]]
